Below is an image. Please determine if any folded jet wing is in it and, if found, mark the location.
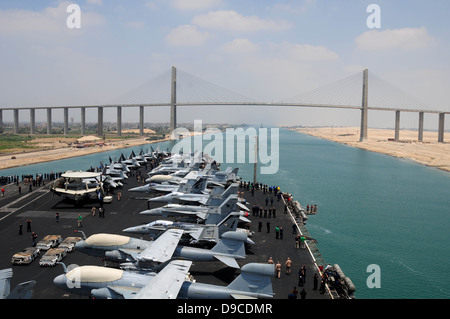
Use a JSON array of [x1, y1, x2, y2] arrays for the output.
[[133, 260, 192, 299], [136, 229, 184, 263]]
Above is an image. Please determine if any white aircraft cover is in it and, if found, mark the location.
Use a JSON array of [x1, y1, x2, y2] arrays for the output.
[[137, 229, 184, 263], [66, 266, 124, 283], [149, 175, 174, 182], [85, 234, 130, 246], [62, 172, 101, 179], [52, 189, 96, 195], [133, 260, 192, 299]]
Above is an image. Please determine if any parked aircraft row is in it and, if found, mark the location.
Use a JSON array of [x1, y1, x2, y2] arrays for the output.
[[49, 148, 162, 204], [52, 151, 275, 299]]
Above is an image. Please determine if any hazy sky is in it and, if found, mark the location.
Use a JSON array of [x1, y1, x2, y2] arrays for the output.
[[1, 0, 449, 129]]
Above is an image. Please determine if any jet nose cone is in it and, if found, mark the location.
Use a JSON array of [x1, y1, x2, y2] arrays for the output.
[[246, 237, 255, 245], [122, 226, 132, 232], [129, 185, 147, 192], [53, 274, 67, 289], [149, 196, 170, 203], [75, 240, 86, 251], [122, 226, 142, 234]]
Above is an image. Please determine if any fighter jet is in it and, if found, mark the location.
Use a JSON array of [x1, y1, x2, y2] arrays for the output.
[[100, 162, 129, 181], [83, 171, 122, 189], [53, 260, 274, 299], [146, 181, 228, 205], [129, 177, 186, 193], [75, 229, 251, 269], [194, 167, 240, 186], [0, 268, 36, 299], [140, 194, 249, 225], [119, 153, 141, 169], [122, 211, 252, 245], [129, 176, 208, 195], [105, 161, 130, 177], [131, 150, 148, 165], [147, 154, 201, 176]]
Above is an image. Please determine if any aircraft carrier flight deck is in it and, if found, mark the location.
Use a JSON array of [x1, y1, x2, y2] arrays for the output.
[[0, 155, 353, 300]]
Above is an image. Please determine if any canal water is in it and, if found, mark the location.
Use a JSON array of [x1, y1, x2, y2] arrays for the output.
[[1, 128, 449, 299]]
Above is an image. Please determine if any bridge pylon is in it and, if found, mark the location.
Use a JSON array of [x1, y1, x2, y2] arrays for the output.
[[359, 68, 369, 142], [170, 66, 177, 136]]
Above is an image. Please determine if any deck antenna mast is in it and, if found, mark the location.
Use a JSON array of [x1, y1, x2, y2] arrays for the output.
[[253, 135, 258, 186]]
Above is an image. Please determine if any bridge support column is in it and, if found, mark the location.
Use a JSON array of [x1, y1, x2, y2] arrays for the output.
[[97, 107, 103, 137], [0, 110, 3, 131], [30, 109, 36, 135], [117, 106, 122, 136], [47, 108, 52, 135], [170, 66, 177, 136], [81, 107, 86, 136], [13, 109, 19, 134], [359, 69, 368, 142], [395, 110, 400, 141], [139, 105, 144, 136], [418, 112, 424, 142], [438, 113, 445, 143], [64, 107, 69, 136]]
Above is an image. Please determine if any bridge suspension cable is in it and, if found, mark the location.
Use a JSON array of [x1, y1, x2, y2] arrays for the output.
[[175, 70, 256, 105], [280, 72, 363, 107], [366, 72, 430, 111], [107, 70, 172, 106], [280, 70, 432, 111], [107, 68, 256, 106]]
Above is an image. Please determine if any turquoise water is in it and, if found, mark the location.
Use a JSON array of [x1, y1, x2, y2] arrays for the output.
[[1, 129, 449, 299], [242, 129, 450, 299]]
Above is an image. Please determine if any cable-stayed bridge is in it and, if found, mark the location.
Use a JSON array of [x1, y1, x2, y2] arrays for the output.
[[1, 66, 448, 142]]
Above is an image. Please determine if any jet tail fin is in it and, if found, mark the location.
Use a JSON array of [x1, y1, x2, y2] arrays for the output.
[[214, 255, 239, 268], [206, 183, 238, 206], [219, 195, 238, 215], [227, 263, 274, 298], [211, 231, 247, 263], [0, 268, 35, 299], [195, 178, 208, 193], [221, 183, 238, 198], [216, 213, 240, 234], [7, 280, 36, 299]]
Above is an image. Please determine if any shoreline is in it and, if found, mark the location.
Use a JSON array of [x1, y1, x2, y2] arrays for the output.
[[0, 136, 171, 171], [290, 127, 450, 173], [1, 127, 449, 173], [0, 130, 206, 172]]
